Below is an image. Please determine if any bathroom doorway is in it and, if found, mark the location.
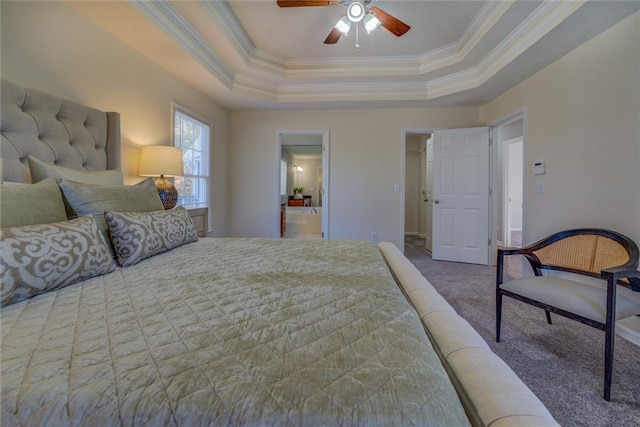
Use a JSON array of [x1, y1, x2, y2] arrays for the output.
[[278, 130, 330, 239]]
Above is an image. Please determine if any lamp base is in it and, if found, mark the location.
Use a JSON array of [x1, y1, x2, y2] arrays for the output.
[[154, 176, 178, 210]]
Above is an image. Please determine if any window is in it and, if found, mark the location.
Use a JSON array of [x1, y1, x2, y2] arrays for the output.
[[173, 107, 210, 207], [280, 159, 288, 196]]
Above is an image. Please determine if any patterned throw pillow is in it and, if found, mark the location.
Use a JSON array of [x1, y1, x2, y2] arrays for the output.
[[0, 216, 116, 307], [105, 206, 198, 267]]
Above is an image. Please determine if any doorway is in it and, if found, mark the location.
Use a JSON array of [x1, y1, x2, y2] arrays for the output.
[[404, 133, 431, 240], [493, 116, 525, 249], [503, 137, 524, 247], [402, 127, 491, 265], [277, 130, 330, 239]]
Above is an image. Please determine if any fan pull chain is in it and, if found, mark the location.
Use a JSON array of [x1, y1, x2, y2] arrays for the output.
[[355, 24, 360, 53]]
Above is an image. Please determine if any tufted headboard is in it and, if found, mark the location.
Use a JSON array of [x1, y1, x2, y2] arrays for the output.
[[1, 80, 120, 183]]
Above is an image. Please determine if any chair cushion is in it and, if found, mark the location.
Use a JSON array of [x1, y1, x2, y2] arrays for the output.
[[501, 276, 640, 323]]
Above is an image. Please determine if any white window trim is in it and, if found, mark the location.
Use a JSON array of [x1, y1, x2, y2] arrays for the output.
[[172, 102, 212, 208]]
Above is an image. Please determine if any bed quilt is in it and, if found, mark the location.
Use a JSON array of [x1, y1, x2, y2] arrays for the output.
[[1, 238, 469, 426]]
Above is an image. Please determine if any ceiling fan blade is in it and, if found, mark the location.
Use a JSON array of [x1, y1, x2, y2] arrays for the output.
[[324, 27, 342, 44], [369, 6, 410, 37], [277, 0, 339, 7]]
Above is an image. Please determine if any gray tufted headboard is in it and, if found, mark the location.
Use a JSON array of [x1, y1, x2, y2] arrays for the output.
[[1, 80, 121, 183]]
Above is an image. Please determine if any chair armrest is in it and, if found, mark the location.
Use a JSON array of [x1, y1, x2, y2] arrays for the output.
[[601, 267, 640, 291], [496, 247, 533, 286], [601, 266, 640, 280], [497, 246, 530, 256]]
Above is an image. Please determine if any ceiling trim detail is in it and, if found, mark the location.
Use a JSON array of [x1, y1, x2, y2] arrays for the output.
[[131, 0, 587, 105], [131, 0, 235, 88], [202, 0, 514, 79]]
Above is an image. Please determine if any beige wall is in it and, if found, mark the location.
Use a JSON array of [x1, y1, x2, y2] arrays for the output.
[[228, 108, 479, 248], [4, 1, 636, 249], [480, 11, 640, 245], [0, 1, 229, 235]]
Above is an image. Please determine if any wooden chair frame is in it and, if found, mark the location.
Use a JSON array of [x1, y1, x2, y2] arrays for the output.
[[496, 228, 640, 401]]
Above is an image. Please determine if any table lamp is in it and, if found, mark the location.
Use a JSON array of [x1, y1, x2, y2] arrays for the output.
[[139, 145, 184, 209]]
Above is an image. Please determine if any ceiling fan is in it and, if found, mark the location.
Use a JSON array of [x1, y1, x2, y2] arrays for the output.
[[277, 0, 410, 46]]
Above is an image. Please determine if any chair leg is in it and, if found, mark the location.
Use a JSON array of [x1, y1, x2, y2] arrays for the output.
[[603, 276, 618, 401], [604, 321, 614, 401], [545, 310, 552, 325], [496, 291, 502, 342]]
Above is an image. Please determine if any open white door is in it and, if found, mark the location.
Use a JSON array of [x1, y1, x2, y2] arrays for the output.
[[432, 127, 490, 264]]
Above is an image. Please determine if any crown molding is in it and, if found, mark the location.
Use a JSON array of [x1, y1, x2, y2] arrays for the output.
[[425, 0, 587, 100], [277, 82, 430, 103], [131, 0, 586, 105], [199, 0, 512, 79], [201, 0, 255, 64], [281, 1, 513, 78], [130, 0, 235, 88], [414, 0, 512, 75], [477, 0, 586, 85]]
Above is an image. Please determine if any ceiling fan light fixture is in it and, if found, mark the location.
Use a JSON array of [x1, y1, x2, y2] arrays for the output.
[[347, 2, 365, 23], [363, 12, 381, 34], [334, 16, 351, 36]]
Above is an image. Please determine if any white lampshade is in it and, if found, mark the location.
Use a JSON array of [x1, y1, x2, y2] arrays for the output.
[[139, 145, 183, 177]]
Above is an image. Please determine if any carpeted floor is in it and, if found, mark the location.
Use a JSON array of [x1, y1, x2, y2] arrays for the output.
[[403, 236, 640, 427]]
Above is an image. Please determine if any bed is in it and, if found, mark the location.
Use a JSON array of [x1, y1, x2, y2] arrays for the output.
[[0, 80, 558, 426]]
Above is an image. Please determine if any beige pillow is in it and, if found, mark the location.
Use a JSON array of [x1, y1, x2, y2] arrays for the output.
[[29, 156, 124, 185], [0, 216, 116, 307], [105, 206, 198, 267], [0, 177, 67, 227]]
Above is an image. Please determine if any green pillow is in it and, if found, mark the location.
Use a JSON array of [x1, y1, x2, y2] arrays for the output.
[[0, 178, 67, 227], [58, 177, 164, 248], [29, 156, 124, 185]]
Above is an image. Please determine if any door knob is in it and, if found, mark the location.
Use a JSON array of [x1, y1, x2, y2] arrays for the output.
[[423, 198, 429, 202], [434, 199, 441, 204]]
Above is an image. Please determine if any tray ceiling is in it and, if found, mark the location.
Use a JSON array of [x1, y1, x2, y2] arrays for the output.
[[70, 1, 640, 111]]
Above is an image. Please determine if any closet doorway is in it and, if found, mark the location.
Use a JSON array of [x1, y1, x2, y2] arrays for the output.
[[403, 131, 432, 252]]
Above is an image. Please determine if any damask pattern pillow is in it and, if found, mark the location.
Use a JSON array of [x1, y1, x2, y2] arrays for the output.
[[0, 216, 116, 307], [105, 206, 198, 267]]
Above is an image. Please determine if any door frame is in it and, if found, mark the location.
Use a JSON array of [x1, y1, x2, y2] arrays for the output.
[[276, 129, 330, 239], [489, 108, 528, 262]]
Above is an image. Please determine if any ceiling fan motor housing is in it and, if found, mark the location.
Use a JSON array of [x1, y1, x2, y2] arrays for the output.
[[347, 1, 365, 22]]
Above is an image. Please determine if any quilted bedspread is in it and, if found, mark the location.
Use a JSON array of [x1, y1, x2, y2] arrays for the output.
[[1, 238, 469, 426]]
